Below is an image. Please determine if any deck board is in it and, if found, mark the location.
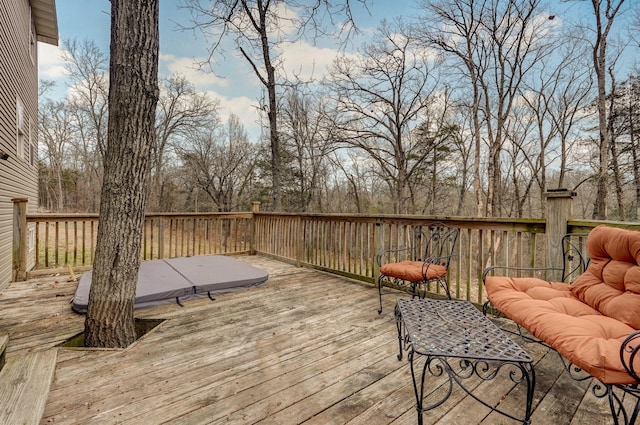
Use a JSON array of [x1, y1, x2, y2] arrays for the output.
[[0, 349, 57, 425], [0, 255, 623, 424]]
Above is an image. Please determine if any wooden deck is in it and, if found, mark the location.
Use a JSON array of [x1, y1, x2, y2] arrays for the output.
[[0, 255, 622, 424]]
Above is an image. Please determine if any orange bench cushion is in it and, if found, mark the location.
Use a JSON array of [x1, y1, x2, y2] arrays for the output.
[[485, 225, 640, 385], [380, 260, 447, 282], [486, 275, 636, 384]]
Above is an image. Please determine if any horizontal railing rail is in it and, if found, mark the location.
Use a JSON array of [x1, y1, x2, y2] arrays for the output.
[[568, 219, 640, 233]]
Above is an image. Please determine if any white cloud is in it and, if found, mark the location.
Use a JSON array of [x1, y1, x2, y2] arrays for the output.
[[160, 54, 230, 88], [267, 2, 300, 38], [278, 40, 354, 82], [37, 42, 68, 79], [206, 91, 263, 141]]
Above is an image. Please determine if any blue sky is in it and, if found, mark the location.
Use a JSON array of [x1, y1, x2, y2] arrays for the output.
[[38, 0, 417, 140], [38, 1, 636, 141]]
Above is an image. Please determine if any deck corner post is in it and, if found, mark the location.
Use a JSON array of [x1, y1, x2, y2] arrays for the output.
[[544, 189, 576, 280], [12, 198, 28, 282]]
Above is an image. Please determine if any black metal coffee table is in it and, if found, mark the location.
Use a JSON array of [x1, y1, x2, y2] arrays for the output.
[[395, 298, 535, 425]]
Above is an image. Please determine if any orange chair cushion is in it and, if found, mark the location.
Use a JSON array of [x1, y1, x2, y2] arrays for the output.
[[380, 260, 447, 282]]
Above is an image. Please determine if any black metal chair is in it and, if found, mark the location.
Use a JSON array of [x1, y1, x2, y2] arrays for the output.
[[376, 222, 459, 314]]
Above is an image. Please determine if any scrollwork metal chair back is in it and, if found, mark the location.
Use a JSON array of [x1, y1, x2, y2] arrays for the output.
[[561, 233, 590, 282], [414, 223, 459, 271]]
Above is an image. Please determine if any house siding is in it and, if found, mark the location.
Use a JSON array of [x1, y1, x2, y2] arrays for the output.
[[0, 1, 40, 289]]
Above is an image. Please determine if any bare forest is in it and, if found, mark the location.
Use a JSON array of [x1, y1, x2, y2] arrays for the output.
[[39, 0, 640, 220]]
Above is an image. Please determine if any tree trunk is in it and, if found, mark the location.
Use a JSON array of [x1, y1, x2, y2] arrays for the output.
[[590, 0, 625, 219], [471, 78, 484, 217], [608, 70, 625, 220], [256, 2, 281, 211], [630, 90, 640, 220], [85, 0, 159, 348], [610, 134, 625, 220], [592, 49, 609, 219]]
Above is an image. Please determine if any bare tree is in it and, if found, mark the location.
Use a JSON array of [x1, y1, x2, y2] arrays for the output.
[[410, 94, 458, 215], [328, 149, 375, 213], [46, 58, 220, 213], [447, 110, 474, 216], [545, 44, 594, 190], [38, 99, 76, 212], [179, 114, 257, 212], [279, 84, 333, 211], [85, 0, 160, 348], [182, 0, 366, 211], [503, 102, 541, 217], [607, 69, 626, 219], [153, 74, 220, 211], [327, 19, 443, 214], [515, 40, 593, 213], [63, 39, 110, 162], [479, 0, 552, 216], [604, 73, 640, 221], [326, 147, 396, 213], [419, 0, 553, 217], [626, 76, 640, 219], [588, 0, 626, 219], [62, 39, 110, 211], [417, 0, 487, 216]]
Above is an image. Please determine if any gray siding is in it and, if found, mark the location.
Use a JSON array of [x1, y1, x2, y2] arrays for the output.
[[0, 0, 40, 289]]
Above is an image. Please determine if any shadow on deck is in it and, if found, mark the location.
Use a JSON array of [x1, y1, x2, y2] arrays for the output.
[[0, 255, 619, 424]]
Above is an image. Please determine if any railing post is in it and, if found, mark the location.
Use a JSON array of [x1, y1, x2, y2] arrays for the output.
[[296, 215, 304, 267], [12, 198, 28, 282], [158, 218, 165, 259], [544, 189, 576, 280], [250, 202, 260, 255], [373, 218, 383, 282]]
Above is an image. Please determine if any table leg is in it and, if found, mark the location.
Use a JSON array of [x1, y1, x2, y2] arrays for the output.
[[409, 354, 455, 425], [395, 303, 404, 361], [408, 354, 536, 425], [522, 361, 536, 425], [409, 350, 424, 425]]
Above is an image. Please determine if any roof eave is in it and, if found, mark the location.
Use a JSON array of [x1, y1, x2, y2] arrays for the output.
[[30, 0, 59, 46]]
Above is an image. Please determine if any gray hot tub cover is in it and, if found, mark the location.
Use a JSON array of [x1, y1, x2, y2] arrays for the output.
[[72, 255, 269, 314]]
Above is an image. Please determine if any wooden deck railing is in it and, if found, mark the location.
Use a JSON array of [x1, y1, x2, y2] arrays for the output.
[[27, 212, 252, 273], [253, 213, 547, 303], [15, 192, 640, 305]]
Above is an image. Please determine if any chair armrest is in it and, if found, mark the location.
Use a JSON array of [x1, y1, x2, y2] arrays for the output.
[[376, 247, 413, 267], [621, 330, 640, 383], [482, 265, 564, 285]]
